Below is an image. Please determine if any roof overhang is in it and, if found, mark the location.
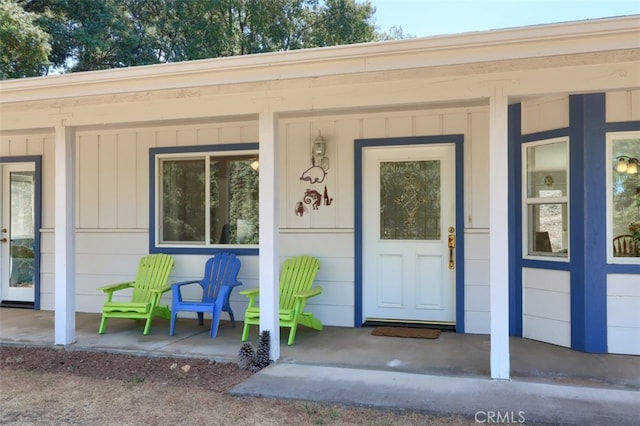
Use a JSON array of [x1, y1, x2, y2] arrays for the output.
[[1, 15, 638, 105]]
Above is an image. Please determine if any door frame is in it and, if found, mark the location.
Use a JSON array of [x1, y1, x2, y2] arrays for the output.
[[354, 135, 465, 330], [0, 156, 42, 309]]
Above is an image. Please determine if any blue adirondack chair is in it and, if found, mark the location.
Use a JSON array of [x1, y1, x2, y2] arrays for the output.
[[169, 253, 242, 338]]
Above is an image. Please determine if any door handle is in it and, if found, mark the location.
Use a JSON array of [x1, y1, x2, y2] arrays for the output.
[[448, 227, 455, 270], [0, 238, 7, 243]]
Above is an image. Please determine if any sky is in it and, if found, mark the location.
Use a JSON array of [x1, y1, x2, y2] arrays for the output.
[[368, 0, 640, 38]]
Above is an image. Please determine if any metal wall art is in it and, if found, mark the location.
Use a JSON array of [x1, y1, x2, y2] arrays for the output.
[[295, 137, 334, 217], [299, 164, 327, 184]]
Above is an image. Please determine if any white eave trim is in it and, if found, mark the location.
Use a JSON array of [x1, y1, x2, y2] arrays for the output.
[[1, 15, 638, 104]]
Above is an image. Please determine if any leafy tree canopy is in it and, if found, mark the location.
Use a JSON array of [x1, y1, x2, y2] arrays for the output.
[[0, 0, 51, 79], [1, 0, 408, 79]]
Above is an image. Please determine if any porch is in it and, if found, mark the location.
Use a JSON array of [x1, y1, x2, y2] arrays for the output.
[[1, 307, 638, 390]]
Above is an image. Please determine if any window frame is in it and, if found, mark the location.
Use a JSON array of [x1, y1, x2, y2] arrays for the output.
[[606, 130, 640, 264], [521, 136, 570, 262], [149, 143, 259, 255]]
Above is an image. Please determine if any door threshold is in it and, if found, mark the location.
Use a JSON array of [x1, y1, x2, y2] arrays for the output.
[[0, 301, 35, 309], [364, 319, 456, 332]]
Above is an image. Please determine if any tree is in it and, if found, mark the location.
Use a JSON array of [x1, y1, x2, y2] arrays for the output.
[[20, 0, 159, 72], [376, 25, 414, 41], [5, 0, 400, 79], [0, 0, 51, 79], [310, 0, 376, 47]]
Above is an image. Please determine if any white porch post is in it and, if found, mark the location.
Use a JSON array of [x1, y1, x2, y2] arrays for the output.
[[489, 88, 510, 380], [54, 123, 76, 345], [258, 108, 280, 361]]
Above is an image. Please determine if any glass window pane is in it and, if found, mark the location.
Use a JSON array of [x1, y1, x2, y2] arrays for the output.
[[210, 155, 259, 245], [526, 141, 567, 198], [160, 159, 206, 243], [380, 160, 440, 240], [10, 171, 35, 288], [611, 135, 640, 257], [527, 203, 568, 256]]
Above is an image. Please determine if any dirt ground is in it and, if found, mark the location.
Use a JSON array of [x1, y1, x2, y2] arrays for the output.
[[0, 345, 475, 425]]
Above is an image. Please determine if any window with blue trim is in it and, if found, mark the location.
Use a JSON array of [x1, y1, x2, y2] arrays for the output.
[[152, 145, 259, 251], [522, 138, 569, 259], [607, 131, 640, 261]]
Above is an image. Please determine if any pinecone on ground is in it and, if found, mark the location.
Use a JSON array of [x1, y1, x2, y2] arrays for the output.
[[255, 330, 271, 369], [237, 343, 256, 371]]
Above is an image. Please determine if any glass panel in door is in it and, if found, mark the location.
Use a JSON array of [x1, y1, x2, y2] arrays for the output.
[[380, 160, 441, 240], [1, 164, 36, 303]]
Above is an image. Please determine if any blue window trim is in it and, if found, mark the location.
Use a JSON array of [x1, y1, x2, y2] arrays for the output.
[[510, 94, 631, 353], [509, 110, 574, 336], [0, 155, 42, 310], [149, 143, 259, 255], [571, 93, 607, 353], [353, 135, 465, 331], [521, 128, 570, 143], [508, 103, 523, 336]]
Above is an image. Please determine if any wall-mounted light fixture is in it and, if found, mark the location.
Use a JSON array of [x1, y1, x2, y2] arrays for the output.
[[312, 131, 329, 170], [616, 155, 639, 174], [250, 157, 259, 171]]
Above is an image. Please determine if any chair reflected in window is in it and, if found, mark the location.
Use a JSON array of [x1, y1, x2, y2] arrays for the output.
[[613, 234, 637, 257], [535, 231, 553, 253]]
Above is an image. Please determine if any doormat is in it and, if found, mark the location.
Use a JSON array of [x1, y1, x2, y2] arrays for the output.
[[371, 326, 441, 339]]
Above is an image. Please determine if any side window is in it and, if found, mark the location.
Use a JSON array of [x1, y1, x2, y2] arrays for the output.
[[152, 144, 259, 253], [608, 132, 640, 261], [522, 138, 569, 259]]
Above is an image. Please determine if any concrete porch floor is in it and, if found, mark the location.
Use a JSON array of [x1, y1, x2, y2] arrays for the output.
[[1, 307, 638, 390]]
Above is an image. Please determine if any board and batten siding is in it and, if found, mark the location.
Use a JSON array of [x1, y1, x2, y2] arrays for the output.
[[522, 267, 571, 348], [26, 107, 492, 327], [607, 275, 640, 355], [278, 107, 491, 329], [3, 91, 638, 351]]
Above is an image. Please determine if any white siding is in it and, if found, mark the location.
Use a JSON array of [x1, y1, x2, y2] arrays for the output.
[[75, 121, 258, 230], [2, 17, 639, 356], [9, 98, 638, 354], [522, 267, 571, 348], [607, 274, 640, 355], [606, 89, 640, 122], [7, 108, 492, 331], [521, 96, 570, 134], [279, 107, 489, 230], [275, 108, 490, 328], [464, 230, 490, 333], [279, 232, 354, 327]]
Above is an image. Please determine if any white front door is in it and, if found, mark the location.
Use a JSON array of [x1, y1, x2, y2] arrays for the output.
[[1, 162, 36, 303], [363, 144, 456, 324]]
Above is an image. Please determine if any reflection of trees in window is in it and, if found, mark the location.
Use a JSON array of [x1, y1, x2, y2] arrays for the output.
[[162, 159, 205, 242], [211, 156, 259, 245], [380, 160, 440, 240], [612, 137, 640, 237], [10, 171, 35, 238], [160, 153, 259, 246]]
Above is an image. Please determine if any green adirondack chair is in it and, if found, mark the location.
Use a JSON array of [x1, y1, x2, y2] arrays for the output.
[[98, 253, 174, 335], [240, 255, 322, 346]]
